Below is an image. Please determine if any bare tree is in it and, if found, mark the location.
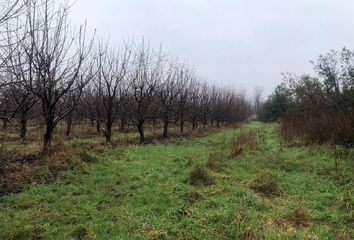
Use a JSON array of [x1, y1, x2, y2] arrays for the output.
[[0, 0, 254, 148], [0, 0, 26, 25], [18, 0, 94, 150], [209, 86, 219, 127], [11, 84, 37, 138], [95, 42, 132, 142], [0, 0, 27, 72], [125, 42, 163, 143], [0, 84, 12, 128], [80, 86, 97, 127], [3, 24, 37, 137], [159, 61, 184, 138], [177, 66, 192, 133], [62, 91, 78, 137], [0, 74, 29, 128], [199, 82, 211, 129], [187, 79, 202, 131]]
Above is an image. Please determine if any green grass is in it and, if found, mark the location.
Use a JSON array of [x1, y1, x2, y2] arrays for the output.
[[1, 122, 353, 239]]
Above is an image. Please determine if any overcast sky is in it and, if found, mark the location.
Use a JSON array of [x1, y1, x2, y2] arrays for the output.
[[69, 0, 354, 97]]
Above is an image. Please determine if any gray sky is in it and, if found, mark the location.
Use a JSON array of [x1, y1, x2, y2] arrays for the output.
[[70, 0, 354, 96]]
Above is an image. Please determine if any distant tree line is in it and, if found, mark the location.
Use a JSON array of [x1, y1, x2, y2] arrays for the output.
[[0, 0, 251, 151], [259, 48, 354, 146]]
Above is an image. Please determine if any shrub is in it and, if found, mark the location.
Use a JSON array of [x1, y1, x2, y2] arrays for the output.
[[261, 48, 354, 147], [283, 55, 353, 146]]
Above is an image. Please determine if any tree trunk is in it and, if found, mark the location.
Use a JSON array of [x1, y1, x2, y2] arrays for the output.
[[163, 114, 168, 138], [43, 118, 54, 151], [137, 123, 145, 143], [65, 112, 73, 136], [105, 113, 113, 142], [105, 123, 112, 142], [119, 116, 126, 131], [20, 110, 28, 139], [192, 118, 197, 131], [203, 114, 207, 129], [2, 119, 7, 130], [42, 104, 56, 151], [2, 109, 8, 130], [180, 112, 184, 134], [96, 119, 101, 133]]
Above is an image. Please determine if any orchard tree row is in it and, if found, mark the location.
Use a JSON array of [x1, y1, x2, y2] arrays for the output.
[[0, 0, 251, 150]]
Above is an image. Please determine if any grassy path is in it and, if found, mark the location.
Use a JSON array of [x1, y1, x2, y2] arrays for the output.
[[1, 122, 353, 239]]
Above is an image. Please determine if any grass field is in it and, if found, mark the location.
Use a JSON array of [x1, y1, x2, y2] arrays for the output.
[[0, 122, 353, 239]]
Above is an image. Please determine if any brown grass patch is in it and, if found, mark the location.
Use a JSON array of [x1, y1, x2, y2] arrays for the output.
[[78, 151, 98, 163], [3, 224, 43, 240], [249, 171, 281, 196], [230, 129, 259, 157], [286, 205, 310, 227], [0, 144, 97, 196], [72, 225, 96, 240], [239, 228, 256, 240], [206, 151, 227, 171], [335, 228, 353, 240], [189, 165, 215, 186], [268, 206, 310, 230], [186, 188, 206, 203]]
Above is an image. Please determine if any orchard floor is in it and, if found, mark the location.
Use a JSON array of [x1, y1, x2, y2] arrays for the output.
[[0, 122, 353, 239]]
